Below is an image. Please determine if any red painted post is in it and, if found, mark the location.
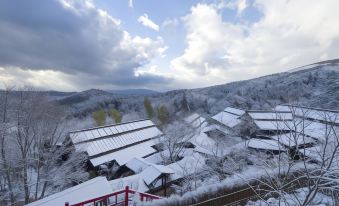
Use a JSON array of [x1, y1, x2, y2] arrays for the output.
[[65, 202, 69, 206], [140, 194, 144, 202], [124, 186, 129, 206]]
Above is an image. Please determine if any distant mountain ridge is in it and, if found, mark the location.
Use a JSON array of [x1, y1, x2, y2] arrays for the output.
[[44, 58, 339, 117], [107, 89, 159, 96], [288, 58, 339, 73]]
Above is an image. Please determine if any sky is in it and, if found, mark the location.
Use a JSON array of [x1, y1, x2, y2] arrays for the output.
[[0, 0, 339, 92]]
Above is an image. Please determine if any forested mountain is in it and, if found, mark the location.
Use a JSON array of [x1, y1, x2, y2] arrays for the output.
[[52, 59, 339, 118]]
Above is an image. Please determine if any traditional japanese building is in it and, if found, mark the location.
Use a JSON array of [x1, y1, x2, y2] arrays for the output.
[[69, 119, 163, 168]]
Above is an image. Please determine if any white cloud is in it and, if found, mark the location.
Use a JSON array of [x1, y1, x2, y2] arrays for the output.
[[170, 0, 339, 88], [162, 18, 179, 29], [171, 4, 242, 75], [0, 67, 77, 91], [128, 0, 133, 8], [0, 0, 169, 90], [216, 0, 247, 15], [236, 0, 247, 15], [137, 13, 160, 31]]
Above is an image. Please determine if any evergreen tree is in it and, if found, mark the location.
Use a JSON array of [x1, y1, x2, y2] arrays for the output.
[[92, 108, 106, 126], [157, 105, 169, 124], [109, 108, 122, 123], [181, 93, 190, 112], [144, 97, 154, 118]]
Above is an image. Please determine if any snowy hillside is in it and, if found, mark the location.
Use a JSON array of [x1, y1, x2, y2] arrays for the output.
[[54, 59, 339, 118]]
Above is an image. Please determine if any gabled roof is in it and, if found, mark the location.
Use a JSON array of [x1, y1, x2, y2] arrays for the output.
[[246, 138, 286, 151], [224, 107, 246, 116], [69, 119, 162, 166], [89, 139, 157, 166], [245, 110, 293, 131], [117, 158, 175, 188], [26, 177, 112, 206], [69, 119, 157, 144], [247, 111, 293, 121], [298, 146, 323, 162], [184, 113, 207, 128], [253, 120, 291, 131], [212, 107, 245, 128], [109, 174, 149, 193], [168, 153, 205, 181], [270, 132, 315, 147], [275, 105, 339, 124], [125, 157, 152, 173], [140, 165, 174, 185]]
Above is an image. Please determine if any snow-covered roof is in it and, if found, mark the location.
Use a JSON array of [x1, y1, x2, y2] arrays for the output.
[[212, 107, 245, 128], [224, 107, 246, 116], [125, 157, 152, 173], [70, 119, 157, 144], [69, 119, 162, 166], [168, 153, 205, 181], [270, 132, 315, 147], [74, 126, 161, 157], [144, 152, 163, 164], [184, 113, 207, 128], [275, 105, 339, 124], [184, 113, 199, 123], [26, 177, 112, 206], [295, 119, 338, 141], [140, 164, 174, 185], [193, 144, 216, 156], [212, 112, 241, 128], [246, 138, 286, 151], [247, 111, 293, 120], [299, 141, 339, 163], [298, 146, 323, 162], [110, 162, 174, 192], [192, 132, 215, 148], [275, 105, 292, 112], [109, 174, 149, 193], [254, 120, 291, 131], [89, 139, 157, 166]]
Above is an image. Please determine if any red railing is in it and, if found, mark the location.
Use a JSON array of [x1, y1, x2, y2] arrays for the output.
[[65, 186, 161, 206]]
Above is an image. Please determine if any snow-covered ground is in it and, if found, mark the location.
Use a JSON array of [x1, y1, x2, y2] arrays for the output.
[[26, 177, 113, 206], [246, 188, 334, 206], [25, 104, 338, 206]]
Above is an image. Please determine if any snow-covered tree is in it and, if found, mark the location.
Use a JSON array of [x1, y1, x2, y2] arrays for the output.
[[160, 121, 195, 164], [252, 106, 339, 206], [0, 88, 89, 204]]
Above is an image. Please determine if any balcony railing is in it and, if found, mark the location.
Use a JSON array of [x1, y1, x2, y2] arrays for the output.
[[65, 186, 161, 206]]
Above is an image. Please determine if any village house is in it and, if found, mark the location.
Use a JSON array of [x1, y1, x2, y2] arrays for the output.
[[68, 119, 163, 171]]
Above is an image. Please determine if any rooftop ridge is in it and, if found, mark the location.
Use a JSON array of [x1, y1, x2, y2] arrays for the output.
[[224, 106, 246, 111], [246, 110, 292, 113], [279, 104, 339, 113], [222, 110, 242, 116], [73, 124, 158, 145], [69, 118, 151, 133]]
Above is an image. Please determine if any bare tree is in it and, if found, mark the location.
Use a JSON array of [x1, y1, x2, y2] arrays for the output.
[[175, 154, 204, 194], [0, 88, 89, 205], [160, 121, 195, 164], [0, 85, 15, 204], [251, 106, 339, 205]]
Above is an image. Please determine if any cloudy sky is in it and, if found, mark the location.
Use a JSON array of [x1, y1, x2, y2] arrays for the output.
[[0, 0, 338, 91]]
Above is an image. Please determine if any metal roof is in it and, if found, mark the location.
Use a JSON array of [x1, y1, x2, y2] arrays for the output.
[[247, 111, 293, 121], [70, 119, 163, 166], [69, 119, 155, 144], [212, 107, 245, 128]]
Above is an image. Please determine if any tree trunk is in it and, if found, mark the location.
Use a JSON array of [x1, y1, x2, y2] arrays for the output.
[[23, 159, 30, 203]]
